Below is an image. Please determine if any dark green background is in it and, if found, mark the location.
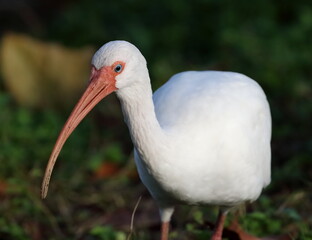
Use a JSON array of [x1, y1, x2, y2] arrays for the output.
[[0, 0, 311, 239]]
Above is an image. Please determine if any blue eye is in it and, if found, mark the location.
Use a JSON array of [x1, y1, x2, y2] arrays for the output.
[[114, 64, 123, 73]]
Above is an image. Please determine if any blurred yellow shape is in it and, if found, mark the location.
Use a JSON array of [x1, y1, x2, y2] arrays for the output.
[[1, 33, 95, 108]]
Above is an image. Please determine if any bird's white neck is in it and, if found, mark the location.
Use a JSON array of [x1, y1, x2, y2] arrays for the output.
[[116, 73, 168, 167]]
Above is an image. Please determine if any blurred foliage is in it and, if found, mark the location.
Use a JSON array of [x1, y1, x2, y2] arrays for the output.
[[0, 0, 312, 239], [89, 226, 126, 240]]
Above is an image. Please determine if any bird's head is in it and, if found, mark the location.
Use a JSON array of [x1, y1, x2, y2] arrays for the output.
[[91, 40, 147, 90], [41, 41, 146, 198]]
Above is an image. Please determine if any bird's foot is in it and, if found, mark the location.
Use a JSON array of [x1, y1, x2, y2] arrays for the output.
[[210, 210, 227, 240], [210, 231, 223, 240]]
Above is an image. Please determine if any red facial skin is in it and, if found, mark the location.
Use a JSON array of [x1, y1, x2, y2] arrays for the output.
[[41, 61, 125, 198]]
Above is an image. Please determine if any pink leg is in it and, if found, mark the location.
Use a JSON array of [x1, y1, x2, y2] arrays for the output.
[[160, 221, 170, 240], [211, 211, 227, 240]]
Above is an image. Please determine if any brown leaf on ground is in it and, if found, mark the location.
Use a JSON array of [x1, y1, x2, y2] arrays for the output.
[[0, 180, 7, 196], [93, 162, 122, 179]]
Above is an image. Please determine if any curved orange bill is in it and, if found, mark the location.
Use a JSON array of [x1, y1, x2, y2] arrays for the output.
[[41, 65, 117, 199]]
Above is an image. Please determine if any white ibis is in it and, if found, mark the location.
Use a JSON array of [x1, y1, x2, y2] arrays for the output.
[[42, 40, 271, 240]]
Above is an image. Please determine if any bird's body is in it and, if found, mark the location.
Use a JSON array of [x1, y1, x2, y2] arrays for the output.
[[42, 41, 271, 240], [125, 70, 271, 221]]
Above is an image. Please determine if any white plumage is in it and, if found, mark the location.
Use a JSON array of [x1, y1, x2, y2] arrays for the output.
[[132, 70, 271, 223], [42, 40, 271, 240]]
